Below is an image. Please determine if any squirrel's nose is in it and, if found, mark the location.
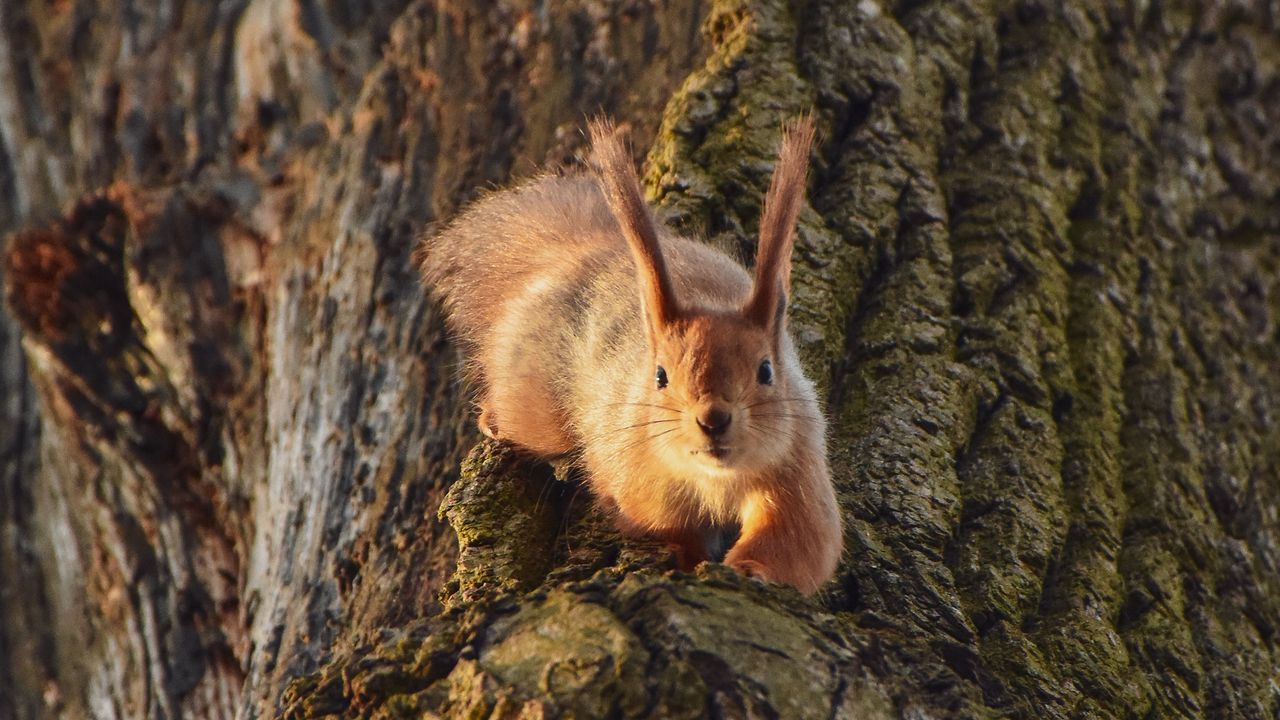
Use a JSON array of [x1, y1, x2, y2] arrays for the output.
[[696, 407, 732, 437]]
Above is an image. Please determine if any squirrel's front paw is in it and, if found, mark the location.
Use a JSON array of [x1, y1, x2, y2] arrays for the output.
[[726, 557, 773, 585]]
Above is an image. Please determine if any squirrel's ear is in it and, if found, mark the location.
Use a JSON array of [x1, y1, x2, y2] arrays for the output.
[[589, 118, 679, 336], [743, 116, 815, 331]]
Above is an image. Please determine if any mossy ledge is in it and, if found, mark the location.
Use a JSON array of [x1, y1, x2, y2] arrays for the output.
[[279, 442, 895, 719]]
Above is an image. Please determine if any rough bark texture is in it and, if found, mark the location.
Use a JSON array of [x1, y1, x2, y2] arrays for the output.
[[1, 1, 1278, 718]]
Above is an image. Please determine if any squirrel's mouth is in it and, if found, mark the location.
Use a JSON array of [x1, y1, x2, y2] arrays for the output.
[[695, 447, 731, 461]]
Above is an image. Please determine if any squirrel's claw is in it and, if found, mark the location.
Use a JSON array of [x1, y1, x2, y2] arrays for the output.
[[726, 558, 772, 585], [478, 406, 500, 439]]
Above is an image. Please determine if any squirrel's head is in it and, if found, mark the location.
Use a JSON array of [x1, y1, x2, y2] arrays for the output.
[[590, 117, 817, 474], [642, 312, 807, 474]]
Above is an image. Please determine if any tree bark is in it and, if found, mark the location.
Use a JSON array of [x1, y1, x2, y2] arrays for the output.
[[2, 1, 1279, 718]]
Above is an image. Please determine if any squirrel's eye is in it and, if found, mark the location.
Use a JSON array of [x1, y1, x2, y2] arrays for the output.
[[757, 359, 774, 385], [656, 365, 669, 389]]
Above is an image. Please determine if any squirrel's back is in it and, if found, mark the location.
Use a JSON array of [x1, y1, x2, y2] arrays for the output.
[[420, 175, 621, 341], [420, 173, 751, 362]]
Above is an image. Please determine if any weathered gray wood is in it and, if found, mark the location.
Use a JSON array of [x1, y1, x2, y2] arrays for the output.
[[0, 261, 52, 720]]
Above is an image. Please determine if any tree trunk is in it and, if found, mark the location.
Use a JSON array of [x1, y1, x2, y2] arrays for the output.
[[2, 1, 1278, 718]]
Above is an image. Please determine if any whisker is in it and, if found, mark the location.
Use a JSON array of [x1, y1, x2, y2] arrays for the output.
[[614, 418, 681, 431], [532, 472, 556, 516], [746, 421, 805, 446], [575, 418, 681, 448], [558, 481, 590, 555], [600, 426, 680, 461], [603, 401, 681, 413], [751, 412, 824, 422], [643, 427, 679, 443], [744, 397, 810, 409]]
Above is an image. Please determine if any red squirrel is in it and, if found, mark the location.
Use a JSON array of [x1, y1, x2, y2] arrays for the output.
[[419, 118, 842, 593]]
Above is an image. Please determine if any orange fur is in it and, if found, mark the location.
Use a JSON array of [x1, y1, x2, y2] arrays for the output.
[[419, 118, 842, 594]]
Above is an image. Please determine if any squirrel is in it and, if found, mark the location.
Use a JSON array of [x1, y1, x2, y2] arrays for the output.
[[419, 118, 842, 594]]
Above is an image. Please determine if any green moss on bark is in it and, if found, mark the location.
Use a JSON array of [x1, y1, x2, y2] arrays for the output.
[[436, 442, 564, 608]]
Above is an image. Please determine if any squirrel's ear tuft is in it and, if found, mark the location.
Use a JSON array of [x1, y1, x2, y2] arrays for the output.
[[589, 118, 679, 334], [743, 115, 815, 331]]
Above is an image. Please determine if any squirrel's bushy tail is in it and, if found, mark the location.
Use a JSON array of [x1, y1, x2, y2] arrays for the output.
[[417, 175, 619, 344]]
